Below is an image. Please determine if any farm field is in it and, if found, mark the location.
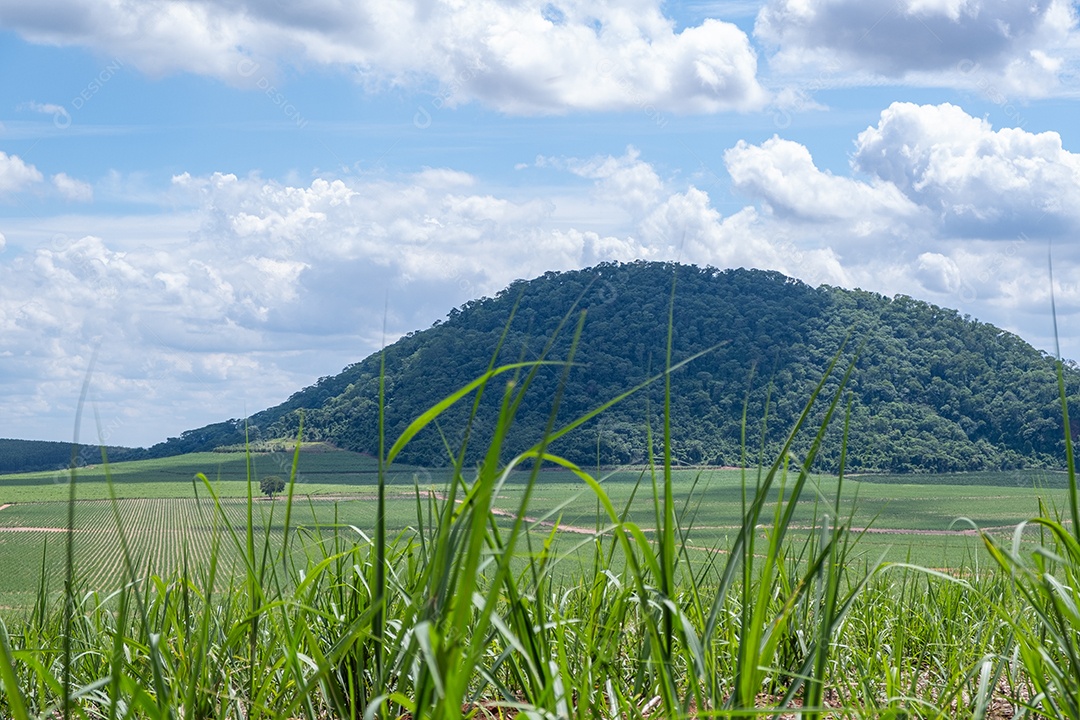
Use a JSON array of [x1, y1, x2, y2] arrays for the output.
[[0, 446, 428, 497], [0, 451, 1066, 612]]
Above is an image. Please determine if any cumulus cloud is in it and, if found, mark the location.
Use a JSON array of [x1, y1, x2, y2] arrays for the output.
[[562, 147, 665, 217], [725, 136, 924, 229], [756, 0, 1078, 96], [852, 102, 1080, 237], [915, 251, 965, 295], [0, 0, 768, 114], [541, 146, 851, 286], [0, 151, 43, 194], [170, 170, 575, 297], [723, 102, 1080, 252], [52, 172, 93, 202]]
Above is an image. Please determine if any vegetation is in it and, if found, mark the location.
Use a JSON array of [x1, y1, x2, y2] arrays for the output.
[[0, 439, 138, 475], [2, 466, 1066, 609], [0, 447, 419, 491], [145, 261, 1080, 474], [2, 271, 1080, 718], [258, 475, 285, 499]]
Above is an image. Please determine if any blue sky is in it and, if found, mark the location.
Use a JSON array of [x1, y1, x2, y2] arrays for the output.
[[2, 0, 1080, 447]]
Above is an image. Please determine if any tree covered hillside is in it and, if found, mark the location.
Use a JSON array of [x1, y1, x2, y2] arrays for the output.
[[0, 439, 138, 474], [147, 262, 1079, 473]]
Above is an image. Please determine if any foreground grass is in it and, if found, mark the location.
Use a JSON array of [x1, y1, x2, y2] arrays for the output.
[[2, 306, 1080, 718], [0, 482, 1056, 718], [0, 479, 1066, 719], [0, 532, 1036, 719]]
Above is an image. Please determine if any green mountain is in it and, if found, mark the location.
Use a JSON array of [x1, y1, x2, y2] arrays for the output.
[[145, 261, 1080, 473]]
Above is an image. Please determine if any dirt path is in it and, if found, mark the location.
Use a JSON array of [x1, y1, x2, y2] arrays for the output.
[[0, 503, 69, 532], [486, 505, 600, 536], [586, 521, 1025, 537], [430, 494, 1026, 540], [0, 527, 69, 533], [858, 524, 1015, 536]]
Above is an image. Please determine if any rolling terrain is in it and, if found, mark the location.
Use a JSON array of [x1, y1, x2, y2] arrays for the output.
[[0, 445, 1067, 610], [143, 261, 1080, 474]]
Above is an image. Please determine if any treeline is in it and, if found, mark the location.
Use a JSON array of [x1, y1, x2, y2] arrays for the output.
[[145, 261, 1080, 473], [141, 421, 248, 459], [0, 438, 139, 475]]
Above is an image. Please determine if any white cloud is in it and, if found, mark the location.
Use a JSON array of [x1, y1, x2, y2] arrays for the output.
[[0, 0, 768, 114], [20, 101, 66, 114], [412, 168, 477, 189], [564, 147, 666, 217], [852, 102, 1080, 237], [0, 166, 941, 343], [725, 136, 924, 229], [52, 172, 94, 202], [0, 231, 5, 251], [19, 100, 72, 126], [638, 189, 851, 286], [756, 0, 1079, 97], [915, 251, 965, 295], [0, 151, 43, 194], [721, 102, 1080, 262], [535, 146, 851, 285]]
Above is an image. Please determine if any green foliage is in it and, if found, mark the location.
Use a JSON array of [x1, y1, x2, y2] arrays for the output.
[[259, 475, 285, 498], [141, 420, 248, 459], [0, 439, 137, 474], [0, 447, 418, 493], [156, 261, 1079, 473], [980, 355, 1080, 719]]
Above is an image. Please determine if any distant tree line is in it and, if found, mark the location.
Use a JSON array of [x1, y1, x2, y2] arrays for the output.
[[0, 439, 140, 475]]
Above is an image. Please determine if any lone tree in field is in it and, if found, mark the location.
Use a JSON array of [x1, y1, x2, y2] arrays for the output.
[[260, 475, 285, 500]]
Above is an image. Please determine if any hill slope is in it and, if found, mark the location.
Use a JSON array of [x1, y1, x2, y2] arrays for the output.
[[0, 438, 138, 475], [146, 262, 1080, 473]]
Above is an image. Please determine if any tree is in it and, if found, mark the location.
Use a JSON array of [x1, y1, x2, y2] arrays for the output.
[[260, 475, 285, 500]]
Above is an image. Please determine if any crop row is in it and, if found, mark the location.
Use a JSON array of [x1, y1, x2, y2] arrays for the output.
[[0, 495, 406, 606]]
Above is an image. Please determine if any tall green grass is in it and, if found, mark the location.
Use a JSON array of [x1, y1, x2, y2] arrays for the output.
[[1, 291, 1079, 718], [971, 282, 1080, 719]]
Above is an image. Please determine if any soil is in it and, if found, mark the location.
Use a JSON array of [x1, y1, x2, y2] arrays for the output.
[[0, 526, 69, 533]]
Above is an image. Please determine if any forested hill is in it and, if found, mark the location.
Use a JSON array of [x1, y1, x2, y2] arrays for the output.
[[0, 439, 138, 475], [146, 262, 1080, 473]]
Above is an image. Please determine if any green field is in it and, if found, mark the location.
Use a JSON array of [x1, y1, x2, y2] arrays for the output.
[[2, 442, 1079, 718], [0, 447, 428, 495], [0, 450, 1066, 611]]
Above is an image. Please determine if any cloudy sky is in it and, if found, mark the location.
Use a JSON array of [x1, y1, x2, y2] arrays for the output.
[[2, 0, 1080, 447]]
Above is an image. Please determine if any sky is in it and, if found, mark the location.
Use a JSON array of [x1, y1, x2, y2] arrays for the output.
[[2, 0, 1080, 448]]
